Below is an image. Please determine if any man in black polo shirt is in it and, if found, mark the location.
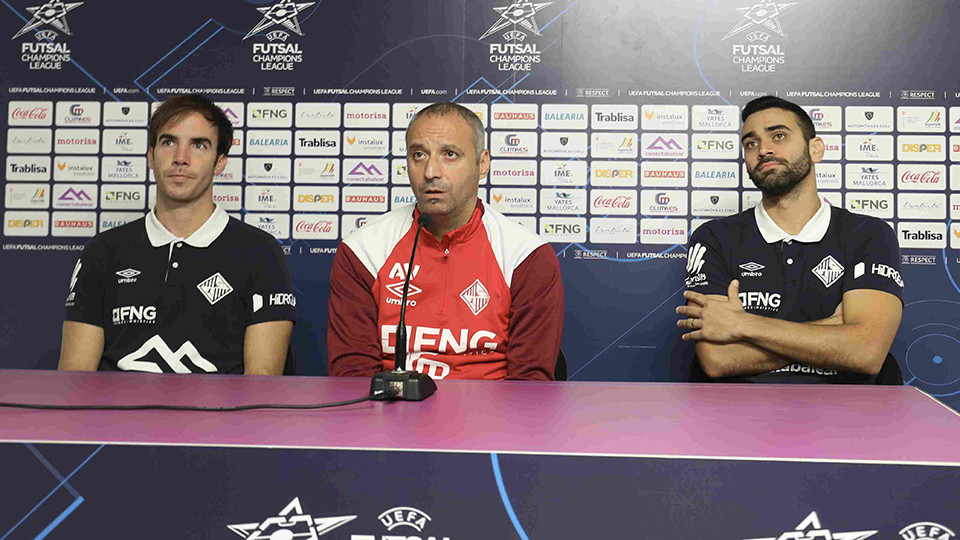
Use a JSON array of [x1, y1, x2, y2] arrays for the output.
[[59, 95, 296, 375], [676, 96, 903, 383]]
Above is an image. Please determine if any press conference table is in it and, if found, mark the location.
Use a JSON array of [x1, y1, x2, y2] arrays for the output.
[[1, 369, 958, 538]]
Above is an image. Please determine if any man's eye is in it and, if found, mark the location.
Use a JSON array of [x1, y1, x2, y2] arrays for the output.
[[445, 151, 458, 158]]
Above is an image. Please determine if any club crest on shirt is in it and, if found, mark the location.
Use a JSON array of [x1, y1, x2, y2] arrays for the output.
[[197, 272, 234, 305], [460, 279, 490, 316], [812, 255, 844, 288]]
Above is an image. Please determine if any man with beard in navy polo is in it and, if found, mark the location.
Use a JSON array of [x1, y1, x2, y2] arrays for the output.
[[59, 95, 296, 375], [676, 96, 904, 383]]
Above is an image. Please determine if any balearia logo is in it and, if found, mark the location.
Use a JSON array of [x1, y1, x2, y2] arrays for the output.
[[741, 510, 876, 540], [480, 1, 553, 72], [899, 522, 955, 540], [723, 1, 795, 73], [244, 0, 315, 71], [12, 0, 82, 71], [228, 497, 356, 539]]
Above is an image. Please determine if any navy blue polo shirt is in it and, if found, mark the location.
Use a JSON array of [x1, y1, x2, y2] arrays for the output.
[[65, 205, 297, 374], [685, 201, 903, 383]]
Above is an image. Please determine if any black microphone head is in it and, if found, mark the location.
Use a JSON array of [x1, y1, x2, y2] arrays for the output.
[[417, 214, 433, 228]]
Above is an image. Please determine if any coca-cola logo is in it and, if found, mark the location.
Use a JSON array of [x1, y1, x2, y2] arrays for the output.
[[295, 220, 334, 233], [593, 195, 633, 208], [901, 170, 942, 183], [11, 107, 49, 120]]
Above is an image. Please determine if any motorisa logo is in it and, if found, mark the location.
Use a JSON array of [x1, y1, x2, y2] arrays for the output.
[[898, 193, 945, 220], [489, 188, 537, 214], [590, 217, 636, 244], [293, 186, 337, 211], [591, 160, 638, 187], [814, 163, 842, 190], [246, 185, 291, 211], [641, 104, 688, 130], [898, 164, 945, 191], [390, 186, 416, 208], [591, 132, 638, 158], [691, 161, 739, 188], [391, 102, 428, 129], [491, 131, 537, 157], [4, 210, 48, 236], [540, 160, 587, 186], [641, 190, 687, 216], [845, 163, 893, 190], [245, 213, 290, 239], [692, 105, 738, 131], [898, 135, 946, 161], [591, 104, 638, 130], [295, 102, 340, 128], [479, 1, 553, 72], [898, 106, 946, 133], [247, 102, 292, 128], [591, 189, 637, 215], [845, 192, 893, 219], [342, 186, 388, 212], [51, 211, 95, 237], [292, 213, 338, 239], [53, 184, 96, 209], [898, 222, 945, 249], [7, 128, 52, 154], [99, 211, 143, 232], [898, 521, 955, 540], [541, 104, 588, 130], [101, 156, 145, 182], [691, 190, 738, 217], [802, 106, 842, 132], [344, 158, 388, 184], [5, 184, 49, 209], [8, 101, 52, 126], [246, 130, 292, 155], [212, 185, 242, 211], [244, 0, 314, 70], [540, 216, 586, 242], [540, 188, 587, 214], [295, 129, 340, 155], [295, 157, 339, 183], [739, 510, 876, 540], [722, 1, 794, 73], [7, 155, 50, 181], [490, 159, 537, 185], [845, 134, 893, 161], [640, 218, 686, 245], [692, 133, 739, 159], [102, 129, 146, 154], [641, 161, 686, 188], [490, 103, 539, 129], [540, 132, 587, 158], [56, 101, 99, 126], [101, 185, 144, 210], [641, 133, 687, 159], [342, 130, 390, 156], [343, 102, 390, 128], [845, 106, 894, 131], [12, 0, 83, 70], [246, 157, 291, 183]]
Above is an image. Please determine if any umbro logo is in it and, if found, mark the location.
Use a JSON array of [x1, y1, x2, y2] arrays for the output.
[[739, 261, 764, 277], [116, 268, 140, 283]]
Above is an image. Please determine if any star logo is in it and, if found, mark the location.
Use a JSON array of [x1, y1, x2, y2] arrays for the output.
[[243, 0, 316, 40], [722, 2, 797, 41], [227, 497, 356, 539], [11, 0, 83, 39], [743, 511, 877, 540], [480, 1, 553, 40]]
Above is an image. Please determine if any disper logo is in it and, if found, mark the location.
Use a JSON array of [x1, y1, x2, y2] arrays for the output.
[[13, 0, 82, 71], [229, 497, 356, 539], [244, 0, 314, 71], [350, 505, 452, 540], [740, 510, 876, 540], [480, 2, 552, 72]]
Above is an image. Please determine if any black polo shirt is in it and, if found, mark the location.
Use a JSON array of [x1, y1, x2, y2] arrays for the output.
[[65, 205, 297, 374], [685, 201, 903, 383]]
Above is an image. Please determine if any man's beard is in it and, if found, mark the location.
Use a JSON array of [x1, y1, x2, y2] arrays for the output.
[[748, 150, 812, 197]]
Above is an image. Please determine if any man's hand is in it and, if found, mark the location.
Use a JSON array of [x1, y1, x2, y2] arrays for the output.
[[676, 280, 748, 343]]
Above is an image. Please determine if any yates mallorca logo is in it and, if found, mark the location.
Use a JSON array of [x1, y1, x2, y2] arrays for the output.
[[244, 0, 315, 71], [227, 497, 356, 539], [12, 0, 82, 71], [742, 510, 876, 540], [723, 2, 796, 73], [480, 1, 553, 72]]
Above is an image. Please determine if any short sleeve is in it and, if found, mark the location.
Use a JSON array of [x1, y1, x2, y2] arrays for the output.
[[843, 218, 903, 301], [247, 237, 298, 325], [64, 238, 105, 327], [685, 223, 734, 296]]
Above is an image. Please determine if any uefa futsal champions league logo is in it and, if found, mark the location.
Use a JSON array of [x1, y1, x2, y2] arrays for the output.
[[244, 0, 315, 71], [11, 0, 83, 71], [722, 2, 797, 73], [480, 1, 553, 72]]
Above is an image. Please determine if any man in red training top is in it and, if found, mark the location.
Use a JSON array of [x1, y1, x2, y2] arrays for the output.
[[327, 102, 564, 380]]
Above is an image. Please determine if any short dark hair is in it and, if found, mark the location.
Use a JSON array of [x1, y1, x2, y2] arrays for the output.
[[741, 96, 816, 141], [148, 94, 233, 157], [407, 102, 485, 162]]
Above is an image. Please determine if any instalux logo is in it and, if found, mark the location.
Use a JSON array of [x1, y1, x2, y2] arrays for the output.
[[11, 0, 82, 71], [723, 2, 796, 73], [480, 1, 553, 72], [227, 497, 356, 539], [742, 511, 877, 540], [244, 0, 314, 71]]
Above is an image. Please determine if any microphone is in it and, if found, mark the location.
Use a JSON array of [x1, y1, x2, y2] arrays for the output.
[[369, 213, 438, 401]]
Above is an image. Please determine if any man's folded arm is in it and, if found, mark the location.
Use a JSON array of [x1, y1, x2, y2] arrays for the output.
[[505, 245, 564, 380], [327, 244, 383, 377], [59, 321, 104, 371]]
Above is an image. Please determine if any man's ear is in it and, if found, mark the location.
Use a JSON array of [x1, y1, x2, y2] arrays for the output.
[[808, 136, 825, 164], [147, 147, 154, 171], [213, 154, 227, 177], [477, 149, 490, 181]]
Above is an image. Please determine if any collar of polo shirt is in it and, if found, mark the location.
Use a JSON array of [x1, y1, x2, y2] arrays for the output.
[[145, 205, 229, 248], [754, 199, 831, 244]]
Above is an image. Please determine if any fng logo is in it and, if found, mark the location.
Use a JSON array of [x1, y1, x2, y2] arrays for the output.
[[739, 291, 781, 311]]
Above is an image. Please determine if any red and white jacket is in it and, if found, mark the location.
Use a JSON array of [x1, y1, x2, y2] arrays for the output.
[[327, 201, 564, 380]]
